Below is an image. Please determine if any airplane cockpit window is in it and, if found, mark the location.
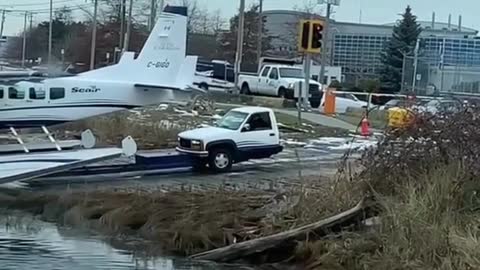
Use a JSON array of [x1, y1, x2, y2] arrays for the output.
[[29, 87, 46, 100], [0, 88, 3, 99], [8, 87, 25, 99], [50, 87, 65, 100]]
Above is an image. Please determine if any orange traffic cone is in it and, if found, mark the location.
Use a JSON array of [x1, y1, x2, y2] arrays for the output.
[[361, 116, 370, 137]]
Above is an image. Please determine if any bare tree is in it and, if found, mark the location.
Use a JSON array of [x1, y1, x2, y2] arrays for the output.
[[211, 9, 227, 36], [276, 3, 325, 59]]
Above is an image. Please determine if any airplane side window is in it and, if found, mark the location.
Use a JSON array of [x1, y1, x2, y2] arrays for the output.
[[0, 88, 3, 99], [50, 87, 65, 100], [29, 87, 45, 100], [8, 87, 25, 99]]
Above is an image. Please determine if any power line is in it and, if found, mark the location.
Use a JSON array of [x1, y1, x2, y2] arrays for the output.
[[8, 4, 93, 14], [0, 0, 84, 8]]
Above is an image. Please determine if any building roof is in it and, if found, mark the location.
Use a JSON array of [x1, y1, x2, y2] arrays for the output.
[[383, 21, 478, 34], [263, 10, 478, 36], [263, 10, 323, 18]]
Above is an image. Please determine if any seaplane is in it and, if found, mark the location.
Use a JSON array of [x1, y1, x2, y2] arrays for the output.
[[0, 6, 201, 186]]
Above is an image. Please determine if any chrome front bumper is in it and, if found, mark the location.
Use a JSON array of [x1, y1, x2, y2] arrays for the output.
[[176, 147, 209, 157]]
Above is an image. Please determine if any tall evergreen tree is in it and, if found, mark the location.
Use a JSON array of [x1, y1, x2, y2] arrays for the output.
[[379, 6, 422, 92]]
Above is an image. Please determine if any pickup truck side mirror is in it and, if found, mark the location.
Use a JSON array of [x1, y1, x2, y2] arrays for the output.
[[242, 123, 251, 132]]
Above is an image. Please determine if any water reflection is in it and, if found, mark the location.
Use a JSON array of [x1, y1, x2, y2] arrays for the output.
[[0, 211, 242, 270]]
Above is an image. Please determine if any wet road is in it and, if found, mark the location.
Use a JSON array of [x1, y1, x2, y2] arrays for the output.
[[23, 135, 378, 192]]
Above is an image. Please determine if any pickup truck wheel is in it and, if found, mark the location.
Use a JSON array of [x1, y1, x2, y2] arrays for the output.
[[241, 83, 251, 95], [208, 148, 233, 173], [278, 87, 286, 99]]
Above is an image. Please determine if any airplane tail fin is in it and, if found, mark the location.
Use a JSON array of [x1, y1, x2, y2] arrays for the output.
[[79, 7, 195, 89]]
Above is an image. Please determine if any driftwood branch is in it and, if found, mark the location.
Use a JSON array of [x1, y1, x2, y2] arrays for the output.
[[190, 197, 373, 262]]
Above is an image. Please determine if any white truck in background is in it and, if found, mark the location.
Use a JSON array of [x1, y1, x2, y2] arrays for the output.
[[237, 58, 323, 108], [194, 60, 235, 92]]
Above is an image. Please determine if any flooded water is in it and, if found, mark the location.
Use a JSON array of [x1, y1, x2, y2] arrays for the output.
[[0, 211, 246, 270]]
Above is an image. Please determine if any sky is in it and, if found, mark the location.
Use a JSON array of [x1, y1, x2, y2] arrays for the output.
[[1, 0, 479, 36]]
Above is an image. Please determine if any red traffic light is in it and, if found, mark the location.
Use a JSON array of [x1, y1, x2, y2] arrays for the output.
[[311, 22, 324, 49]]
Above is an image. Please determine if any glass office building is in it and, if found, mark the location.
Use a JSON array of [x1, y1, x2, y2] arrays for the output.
[[263, 10, 480, 86]]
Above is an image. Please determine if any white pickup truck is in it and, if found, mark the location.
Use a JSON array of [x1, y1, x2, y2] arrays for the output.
[[176, 107, 283, 172], [238, 65, 323, 108]]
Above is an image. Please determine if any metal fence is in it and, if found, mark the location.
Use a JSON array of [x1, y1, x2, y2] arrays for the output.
[[402, 55, 480, 95]]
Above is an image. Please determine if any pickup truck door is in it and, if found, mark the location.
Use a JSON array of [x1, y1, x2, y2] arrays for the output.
[[255, 66, 271, 94], [262, 67, 280, 96], [238, 111, 278, 159]]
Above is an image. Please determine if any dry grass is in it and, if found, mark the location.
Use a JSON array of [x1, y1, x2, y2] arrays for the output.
[[53, 109, 199, 149], [286, 104, 480, 269], [2, 104, 480, 268], [0, 180, 352, 257]]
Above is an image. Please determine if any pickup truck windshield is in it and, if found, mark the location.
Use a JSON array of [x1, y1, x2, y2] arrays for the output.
[[279, 68, 304, 79], [216, 111, 248, 130]]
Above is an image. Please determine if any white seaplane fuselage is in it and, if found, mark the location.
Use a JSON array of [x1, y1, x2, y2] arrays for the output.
[[0, 10, 197, 130]]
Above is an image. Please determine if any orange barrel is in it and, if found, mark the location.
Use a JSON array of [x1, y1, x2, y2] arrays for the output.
[[323, 88, 336, 115]]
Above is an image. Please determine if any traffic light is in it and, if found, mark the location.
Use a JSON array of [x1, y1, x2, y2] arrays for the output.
[[311, 21, 325, 51], [298, 20, 325, 54], [299, 20, 311, 52]]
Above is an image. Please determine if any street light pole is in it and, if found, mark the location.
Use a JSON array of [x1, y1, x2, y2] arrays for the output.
[[318, 0, 340, 89], [0, 10, 6, 39], [234, 0, 245, 89], [411, 38, 420, 94], [22, 12, 27, 68], [119, 0, 126, 51], [400, 51, 407, 93], [158, 0, 164, 12], [124, 0, 133, 51], [48, 0, 53, 65], [319, 3, 331, 87], [149, 0, 156, 31], [256, 0, 263, 64], [90, 0, 98, 70]]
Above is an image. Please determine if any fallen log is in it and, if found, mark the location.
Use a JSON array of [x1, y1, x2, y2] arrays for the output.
[[190, 197, 374, 263]]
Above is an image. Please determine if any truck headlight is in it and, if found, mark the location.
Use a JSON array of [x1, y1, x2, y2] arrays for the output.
[[191, 140, 203, 150], [288, 83, 294, 89]]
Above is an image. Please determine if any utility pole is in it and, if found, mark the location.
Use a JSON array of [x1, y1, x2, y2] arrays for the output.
[[411, 38, 420, 94], [90, 0, 98, 70], [48, 0, 53, 66], [119, 0, 126, 51], [149, 0, 157, 31], [400, 51, 407, 93], [0, 10, 6, 39], [29, 13, 33, 32], [440, 37, 446, 92], [124, 0, 133, 51], [256, 0, 263, 64], [22, 12, 27, 68], [28, 12, 33, 65], [318, 0, 340, 88], [319, 3, 331, 88], [159, 0, 164, 13], [234, 0, 246, 90], [303, 54, 312, 109]]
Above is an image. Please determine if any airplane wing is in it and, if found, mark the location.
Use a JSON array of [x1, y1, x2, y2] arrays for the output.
[[0, 148, 125, 184], [133, 84, 181, 90], [134, 83, 206, 94]]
